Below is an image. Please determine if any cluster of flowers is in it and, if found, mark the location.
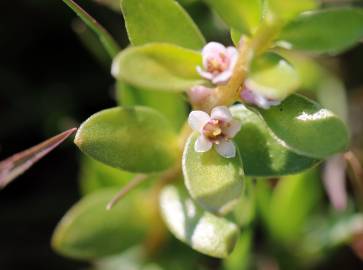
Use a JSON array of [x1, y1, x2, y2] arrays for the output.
[[188, 42, 280, 158]]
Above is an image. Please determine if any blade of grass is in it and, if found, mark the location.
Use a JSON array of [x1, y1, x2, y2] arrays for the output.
[[0, 128, 77, 189], [62, 0, 120, 58]]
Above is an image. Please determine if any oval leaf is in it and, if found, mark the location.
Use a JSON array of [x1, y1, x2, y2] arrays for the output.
[[75, 106, 178, 173], [112, 43, 204, 92], [121, 0, 205, 49], [160, 185, 240, 258], [182, 133, 244, 215], [52, 188, 153, 259], [257, 94, 349, 159], [203, 0, 263, 35], [246, 53, 300, 100], [278, 8, 363, 54], [230, 104, 319, 177]]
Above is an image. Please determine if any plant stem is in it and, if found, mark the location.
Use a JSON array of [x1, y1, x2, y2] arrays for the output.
[[62, 0, 120, 58], [106, 174, 148, 210]]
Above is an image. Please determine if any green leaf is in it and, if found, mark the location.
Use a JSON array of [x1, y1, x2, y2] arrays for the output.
[[257, 94, 349, 159], [120, 0, 205, 50], [75, 106, 178, 173], [278, 8, 363, 54], [112, 43, 204, 92], [203, 0, 263, 35], [62, 0, 120, 58], [182, 133, 244, 215], [52, 188, 153, 259], [267, 0, 318, 22], [159, 185, 240, 258], [223, 229, 253, 270], [266, 168, 322, 243], [117, 81, 187, 131], [246, 52, 300, 100], [230, 104, 319, 177], [79, 156, 134, 195]]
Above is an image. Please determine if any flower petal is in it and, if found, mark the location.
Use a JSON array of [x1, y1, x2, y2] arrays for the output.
[[215, 140, 236, 158], [188, 111, 210, 132], [224, 119, 242, 138], [196, 66, 214, 80], [211, 106, 232, 122], [212, 70, 233, 85], [195, 135, 213, 152]]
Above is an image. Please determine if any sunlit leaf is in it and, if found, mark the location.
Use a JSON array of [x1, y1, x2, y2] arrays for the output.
[[246, 52, 300, 100], [278, 8, 363, 54], [117, 81, 187, 131], [231, 104, 319, 177], [112, 43, 204, 92], [182, 133, 244, 215], [121, 0, 205, 49], [159, 185, 240, 258], [257, 94, 349, 159], [75, 106, 178, 173], [203, 0, 263, 35], [52, 188, 153, 259], [0, 128, 77, 189]]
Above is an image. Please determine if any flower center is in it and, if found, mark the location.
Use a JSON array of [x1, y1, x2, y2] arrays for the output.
[[206, 53, 229, 74], [203, 119, 229, 143]]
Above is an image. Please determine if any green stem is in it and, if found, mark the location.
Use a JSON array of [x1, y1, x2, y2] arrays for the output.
[[62, 0, 121, 58]]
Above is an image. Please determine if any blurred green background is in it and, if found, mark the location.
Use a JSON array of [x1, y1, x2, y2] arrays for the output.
[[1, 0, 363, 269]]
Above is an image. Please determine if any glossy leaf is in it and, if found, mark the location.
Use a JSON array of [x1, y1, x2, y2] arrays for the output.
[[159, 185, 240, 258], [267, 0, 317, 21], [257, 94, 349, 159], [117, 81, 187, 131], [278, 8, 363, 54], [120, 0, 205, 50], [230, 104, 319, 177], [79, 157, 134, 195], [0, 128, 77, 189], [203, 0, 263, 35], [52, 188, 153, 259], [182, 133, 244, 215], [112, 43, 204, 92], [246, 52, 300, 100], [75, 106, 178, 173]]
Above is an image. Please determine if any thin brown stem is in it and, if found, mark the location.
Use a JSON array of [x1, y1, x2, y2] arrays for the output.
[[106, 174, 148, 210]]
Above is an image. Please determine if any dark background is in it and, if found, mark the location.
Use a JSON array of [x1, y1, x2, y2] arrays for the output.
[[0, 1, 363, 270]]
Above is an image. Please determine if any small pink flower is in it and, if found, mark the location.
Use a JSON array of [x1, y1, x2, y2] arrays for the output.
[[188, 106, 241, 158], [240, 87, 281, 110], [197, 42, 238, 85]]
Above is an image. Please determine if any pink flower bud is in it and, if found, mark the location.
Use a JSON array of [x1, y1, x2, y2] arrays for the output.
[[240, 87, 281, 110], [188, 85, 212, 105]]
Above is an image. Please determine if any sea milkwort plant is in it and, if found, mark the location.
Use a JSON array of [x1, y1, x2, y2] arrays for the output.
[[2, 0, 363, 269]]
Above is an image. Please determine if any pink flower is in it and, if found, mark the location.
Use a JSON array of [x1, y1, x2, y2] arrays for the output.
[[240, 87, 281, 110], [188, 106, 241, 158], [197, 42, 238, 85]]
